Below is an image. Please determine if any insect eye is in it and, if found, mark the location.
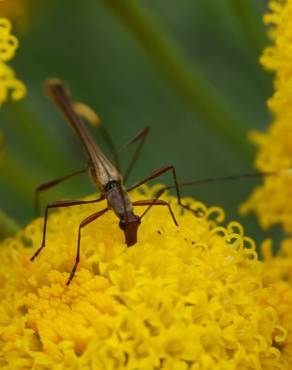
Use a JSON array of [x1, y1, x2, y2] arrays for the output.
[[119, 219, 126, 230]]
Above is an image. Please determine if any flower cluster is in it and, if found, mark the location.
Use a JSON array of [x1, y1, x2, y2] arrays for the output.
[[241, 0, 292, 232], [0, 18, 26, 105], [0, 185, 290, 369]]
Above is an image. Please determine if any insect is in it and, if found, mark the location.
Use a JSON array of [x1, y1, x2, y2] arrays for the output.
[[31, 79, 289, 285], [31, 79, 188, 285]]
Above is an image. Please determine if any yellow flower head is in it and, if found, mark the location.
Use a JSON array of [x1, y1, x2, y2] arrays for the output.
[[241, 0, 292, 232], [0, 17, 26, 104], [0, 185, 290, 369]]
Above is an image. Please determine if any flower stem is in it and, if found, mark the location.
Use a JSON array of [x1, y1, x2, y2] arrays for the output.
[[99, 0, 253, 161], [0, 209, 20, 239]]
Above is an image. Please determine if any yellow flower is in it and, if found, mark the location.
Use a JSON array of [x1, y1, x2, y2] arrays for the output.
[[0, 185, 290, 369], [261, 239, 292, 368], [0, 18, 26, 105], [241, 0, 292, 232]]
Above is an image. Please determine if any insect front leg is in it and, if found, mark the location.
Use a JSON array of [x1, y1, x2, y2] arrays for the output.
[[31, 197, 103, 261], [66, 208, 108, 285], [127, 165, 195, 214], [128, 165, 206, 216]]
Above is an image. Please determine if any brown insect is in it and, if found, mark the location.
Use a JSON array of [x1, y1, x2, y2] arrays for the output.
[[31, 79, 285, 285], [31, 79, 186, 285]]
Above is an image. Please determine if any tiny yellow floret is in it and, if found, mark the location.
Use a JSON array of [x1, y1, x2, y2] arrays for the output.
[[0, 185, 290, 369], [0, 18, 26, 104]]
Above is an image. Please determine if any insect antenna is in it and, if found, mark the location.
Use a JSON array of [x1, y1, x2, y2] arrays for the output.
[[158, 168, 292, 216], [129, 168, 292, 220], [172, 169, 292, 190]]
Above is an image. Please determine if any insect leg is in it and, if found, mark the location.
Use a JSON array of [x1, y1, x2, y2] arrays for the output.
[[132, 199, 178, 226], [128, 165, 183, 203], [117, 126, 150, 184], [35, 168, 87, 216], [66, 207, 108, 285], [127, 165, 201, 216], [127, 165, 178, 193], [145, 170, 287, 217], [31, 197, 103, 261]]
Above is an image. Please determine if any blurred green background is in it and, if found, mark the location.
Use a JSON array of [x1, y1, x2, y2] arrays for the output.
[[1, 0, 278, 246]]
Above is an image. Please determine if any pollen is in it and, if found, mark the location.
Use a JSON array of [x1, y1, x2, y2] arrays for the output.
[[0, 185, 291, 369], [0, 18, 26, 105]]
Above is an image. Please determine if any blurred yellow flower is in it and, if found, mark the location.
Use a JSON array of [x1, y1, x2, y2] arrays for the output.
[[241, 0, 292, 232], [0, 17, 26, 105], [0, 185, 290, 369], [0, 0, 29, 31]]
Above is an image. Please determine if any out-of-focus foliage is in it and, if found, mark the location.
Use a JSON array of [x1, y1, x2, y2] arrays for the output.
[[0, 1, 274, 244]]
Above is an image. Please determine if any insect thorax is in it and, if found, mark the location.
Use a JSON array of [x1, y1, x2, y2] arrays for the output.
[[105, 180, 133, 216]]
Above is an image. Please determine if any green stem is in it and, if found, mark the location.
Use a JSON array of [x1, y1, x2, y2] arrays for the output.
[[99, 0, 253, 161], [0, 209, 20, 239]]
